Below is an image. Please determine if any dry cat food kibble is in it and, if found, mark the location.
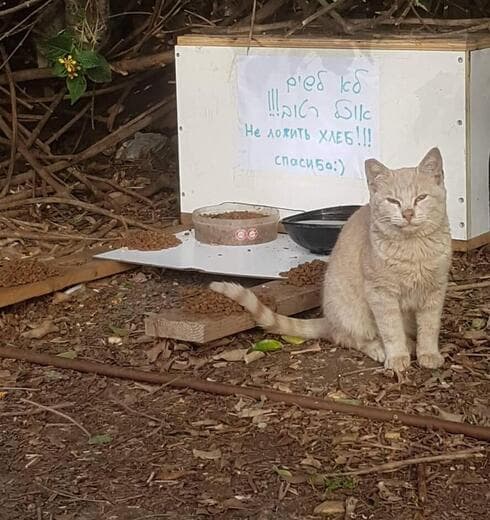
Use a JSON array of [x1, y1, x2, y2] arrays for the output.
[[0, 259, 60, 288], [280, 259, 327, 287], [121, 230, 181, 251], [203, 211, 267, 220], [181, 287, 277, 316], [182, 287, 245, 315]]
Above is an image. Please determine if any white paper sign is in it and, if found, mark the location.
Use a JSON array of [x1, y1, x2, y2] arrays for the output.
[[237, 55, 379, 178]]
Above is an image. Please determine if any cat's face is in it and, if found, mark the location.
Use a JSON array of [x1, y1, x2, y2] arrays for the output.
[[365, 148, 447, 236]]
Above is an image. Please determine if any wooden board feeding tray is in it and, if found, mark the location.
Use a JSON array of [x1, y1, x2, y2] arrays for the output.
[[145, 279, 321, 343]]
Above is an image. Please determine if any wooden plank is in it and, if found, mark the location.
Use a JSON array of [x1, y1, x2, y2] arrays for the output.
[[145, 280, 321, 343], [177, 34, 490, 52], [0, 224, 187, 308], [0, 259, 135, 309], [452, 231, 490, 252]]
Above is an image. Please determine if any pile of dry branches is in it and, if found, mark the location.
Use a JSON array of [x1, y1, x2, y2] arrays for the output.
[[1, 0, 489, 259]]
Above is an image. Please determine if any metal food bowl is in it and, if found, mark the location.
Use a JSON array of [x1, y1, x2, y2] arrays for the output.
[[281, 205, 361, 254]]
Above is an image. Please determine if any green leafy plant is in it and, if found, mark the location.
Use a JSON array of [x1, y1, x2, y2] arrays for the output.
[[41, 30, 111, 105]]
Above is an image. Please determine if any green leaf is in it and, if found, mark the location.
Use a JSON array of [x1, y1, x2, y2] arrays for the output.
[[75, 49, 104, 69], [109, 325, 128, 337], [88, 433, 112, 445], [281, 335, 306, 345], [52, 61, 67, 78], [57, 350, 77, 359], [41, 30, 73, 62], [251, 339, 283, 353], [85, 57, 111, 83], [273, 466, 293, 479], [66, 74, 87, 105]]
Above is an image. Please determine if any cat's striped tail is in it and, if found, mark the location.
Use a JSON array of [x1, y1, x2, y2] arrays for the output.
[[209, 281, 326, 339]]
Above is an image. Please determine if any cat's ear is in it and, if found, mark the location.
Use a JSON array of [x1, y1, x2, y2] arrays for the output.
[[365, 159, 389, 191], [418, 147, 443, 184]]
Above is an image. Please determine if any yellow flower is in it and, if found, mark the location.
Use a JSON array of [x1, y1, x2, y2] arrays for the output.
[[58, 54, 81, 78]]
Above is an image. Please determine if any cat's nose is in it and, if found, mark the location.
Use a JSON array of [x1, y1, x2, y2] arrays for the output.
[[402, 208, 414, 222]]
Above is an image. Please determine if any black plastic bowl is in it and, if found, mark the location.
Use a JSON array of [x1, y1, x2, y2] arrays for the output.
[[281, 205, 361, 254]]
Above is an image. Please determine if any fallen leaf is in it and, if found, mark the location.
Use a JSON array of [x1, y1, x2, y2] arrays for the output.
[[281, 335, 306, 345], [88, 434, 112, 445], [192, 448, 221, 460], [221, 497, 249, 510], [345, 496, 359, 518], [238, 407, 272, 418], [109, 325, 128, 337], [191, 419, 219, 427], [384, 431, 402, 441], [313, 500, 345, 515], [0, 391, 7, 399], [132, 272, 148, 283], [251, 339, 283, 352], [244, 351, 265, 364], [0, 369, 14, 385], [213, 348, 247, 362], [234, 398, 248, 412], [146, 341, 171, 363], [273, 466, 307, 484], [57, 350, 77, 359], [471, 318, 487, 330], [377, 481, 402, 502], [464, 330, 488, 340], [272, 382, 292, 393], [327, 390, 361, 406], [474, 402, 490, 421], [22, 319, 59, 339], [44, 370, 64, 381], [300, 453, 322, 469], [273, 466, 293, 479], [52, 292, 72, 304], [434, 406, 464, 423], [333, 433, 359, 445]]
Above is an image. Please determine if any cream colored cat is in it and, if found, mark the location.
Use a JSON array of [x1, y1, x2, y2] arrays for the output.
[[210, 147, 452, 372]]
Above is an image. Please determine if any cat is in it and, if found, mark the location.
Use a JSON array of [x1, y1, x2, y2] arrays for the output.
[[210, 147, 452, 372]]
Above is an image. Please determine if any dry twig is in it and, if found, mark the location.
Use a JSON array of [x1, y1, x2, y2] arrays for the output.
[[0, 45, 17, 197], [318, 448, 486, 477], [20, 398, 91, 437]]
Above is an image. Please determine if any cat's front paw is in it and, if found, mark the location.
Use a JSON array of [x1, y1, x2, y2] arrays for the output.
[[384, 353, 411, 372], [360, 339, 386, 363], [406, 337, 416, 356], [417, 352, 444, 369]]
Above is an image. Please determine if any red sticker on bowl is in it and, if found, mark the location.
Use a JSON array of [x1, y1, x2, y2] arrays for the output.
[[234, 229, 247, 241], [247, 228, 258, 240]]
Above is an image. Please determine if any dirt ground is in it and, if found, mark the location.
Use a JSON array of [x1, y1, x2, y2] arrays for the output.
[[1, 248, 489, 520]]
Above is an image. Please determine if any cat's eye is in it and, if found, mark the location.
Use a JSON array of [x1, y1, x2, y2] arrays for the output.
[[415, 194, 428, 203], [386, 197, 401, 206]]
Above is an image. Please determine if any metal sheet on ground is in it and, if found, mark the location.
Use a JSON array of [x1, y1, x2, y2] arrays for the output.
[[95, 231, 323, 279]]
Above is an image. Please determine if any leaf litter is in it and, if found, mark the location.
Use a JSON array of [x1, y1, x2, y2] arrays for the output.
[[2, 249, 489, 519]]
